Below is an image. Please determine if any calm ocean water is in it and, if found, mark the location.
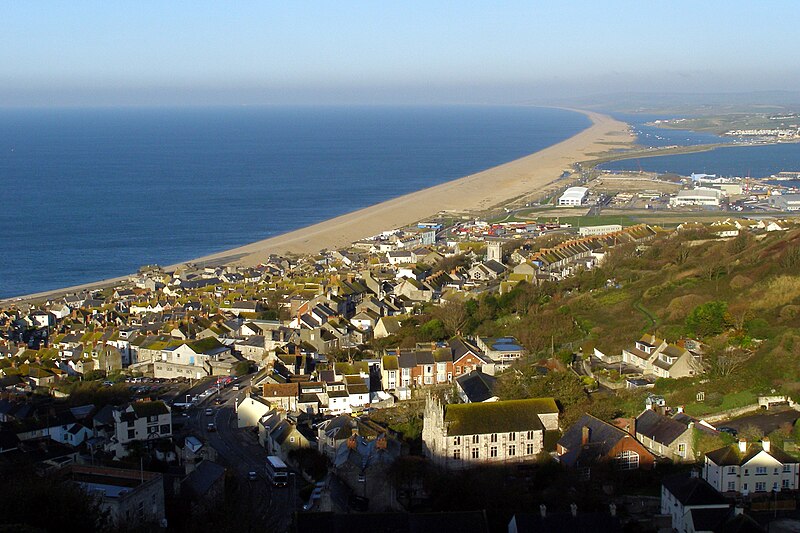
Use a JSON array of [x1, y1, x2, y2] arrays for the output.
[[0, 106, 589, 298], [598, 142, 800, 179]]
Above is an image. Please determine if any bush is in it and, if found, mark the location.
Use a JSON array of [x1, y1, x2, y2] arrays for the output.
[[780, 305, 800, 321], [705, 391, 724, 407], [685, 301, 730, 338]]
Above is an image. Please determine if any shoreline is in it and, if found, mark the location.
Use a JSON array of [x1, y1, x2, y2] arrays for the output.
[[2, 108, 633, 305]]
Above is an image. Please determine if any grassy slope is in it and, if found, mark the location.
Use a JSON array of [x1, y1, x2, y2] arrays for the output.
[[557, 226, 800, 415]]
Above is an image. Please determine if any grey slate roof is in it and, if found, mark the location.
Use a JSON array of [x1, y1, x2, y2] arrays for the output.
[[635, 408, 688, 445], [662, 474, 727, 506], [455, 370, 497, 403]]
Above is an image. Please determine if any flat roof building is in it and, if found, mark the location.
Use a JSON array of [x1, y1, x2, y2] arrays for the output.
[[578, 224, 622, 237], [770, 194, 800, 211], [558, 186, 588, 206], [669, 187, 723, 207]]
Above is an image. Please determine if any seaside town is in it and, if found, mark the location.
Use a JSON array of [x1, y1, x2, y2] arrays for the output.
[[4, 165, 800, 532]]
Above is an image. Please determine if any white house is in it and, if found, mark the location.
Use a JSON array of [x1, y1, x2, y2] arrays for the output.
[[703, 439, 800, 495], [661, 474, 730, 533], [236, 393, 274, 428]]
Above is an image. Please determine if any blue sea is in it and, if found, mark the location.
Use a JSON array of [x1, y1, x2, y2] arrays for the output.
[[0, 106, 590, 298], [600, 113, 800, 179]]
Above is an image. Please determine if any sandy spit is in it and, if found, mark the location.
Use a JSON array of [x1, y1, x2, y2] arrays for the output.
[[3, 109, 632, 304]]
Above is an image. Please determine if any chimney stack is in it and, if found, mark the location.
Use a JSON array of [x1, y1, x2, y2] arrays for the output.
[[762, 437, 771, 453], [609, 503, 617, 517], [581, 426, 591, 446], [570, 503, 578, 517], [677, 405, 684, 414], [539, 504, 547, 518], [738, 439, 747, 453]]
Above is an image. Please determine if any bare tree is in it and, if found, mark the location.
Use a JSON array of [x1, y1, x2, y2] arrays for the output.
[[434, 299, 468, 336], [710, 345, 752, 377]]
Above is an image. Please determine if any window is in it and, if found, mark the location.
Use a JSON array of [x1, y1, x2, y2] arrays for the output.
[[756, 466, 767, 475], [127, 429, 135, 439], [147, 415, 158, 423], [471, 448, 479, 459], [160, 424, 170, 434], [744, 469, 749, 475], [615, 450, 639, 471], [677, 443, 686, 457], [755, 482, 766, 492], [728, 466, 737, 474], [783, 465, 792, 473], [472, 435, 479, 444], [526, 443, 535, 455], [526, 431, 535, 439], [773, 482, 779, 491], [508, 445, 516, 457], [743, 483, 748, 491], [509, 432, 516, 441], [453, 449, 461, 460], [453, 436, 461, 446], [727, 481, 736, 491], [774, 468, 779, 475], [490, 434, 498, 443], [783, 479, 791, 489], [490, 446, 498, 458]]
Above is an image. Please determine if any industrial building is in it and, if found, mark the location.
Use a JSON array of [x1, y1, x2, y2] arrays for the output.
[[669, 187, 723, 207], [558, 186, 588, 206]]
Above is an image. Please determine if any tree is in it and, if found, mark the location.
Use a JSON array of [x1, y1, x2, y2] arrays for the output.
[[433, 299, 468, 336], [705, 340, 752, 377], [686, 301, 730, 338], [418, 319, 447, 341]]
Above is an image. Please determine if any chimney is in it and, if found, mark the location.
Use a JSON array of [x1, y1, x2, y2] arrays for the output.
[[581, 426, 591, 446], [539, 504, 547, 518], [762, 437, 771, 453], [738, 439, 747, 453], [609, 503, 617, 517], [677, 405, 684, 413], [570, 503, 578, 517]]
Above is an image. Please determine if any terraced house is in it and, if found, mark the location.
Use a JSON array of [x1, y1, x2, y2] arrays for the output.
[[423, 396, 559, 469]]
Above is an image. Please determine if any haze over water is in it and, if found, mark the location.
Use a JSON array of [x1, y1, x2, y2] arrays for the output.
[[0, 105, 589, 299]]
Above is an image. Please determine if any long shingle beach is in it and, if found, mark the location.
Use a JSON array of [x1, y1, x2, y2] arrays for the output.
[[3, 109, 633, 304]]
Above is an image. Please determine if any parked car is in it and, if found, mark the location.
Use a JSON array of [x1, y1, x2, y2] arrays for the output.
[[207, 423, 216, 432], [205, 408, 214, 416], [248, 471, 258, 481]]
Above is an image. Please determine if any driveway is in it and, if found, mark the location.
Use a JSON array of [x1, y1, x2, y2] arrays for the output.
[[720, 408, 800, 435]]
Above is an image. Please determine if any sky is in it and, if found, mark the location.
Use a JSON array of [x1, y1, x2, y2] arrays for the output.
[[2, 1, 799, 106]]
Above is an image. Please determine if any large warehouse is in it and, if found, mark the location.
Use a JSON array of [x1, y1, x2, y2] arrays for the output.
[[669, 187, 723, 207], [558, 186, 588, 206]]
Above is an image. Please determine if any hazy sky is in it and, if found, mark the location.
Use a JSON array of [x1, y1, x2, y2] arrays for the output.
[[3, 1, 799, 106]]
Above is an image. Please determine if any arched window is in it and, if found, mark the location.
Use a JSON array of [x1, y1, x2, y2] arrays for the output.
[[615, 450, 639, 470]]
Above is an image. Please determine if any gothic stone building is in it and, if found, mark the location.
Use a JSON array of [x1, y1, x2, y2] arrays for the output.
[[422, 395, 558, 469]]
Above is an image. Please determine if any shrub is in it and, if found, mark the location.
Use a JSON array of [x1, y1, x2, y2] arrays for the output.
[[685, 301, 730, 338], [780, 305, 800, 321], [729, 274, 751, 291]]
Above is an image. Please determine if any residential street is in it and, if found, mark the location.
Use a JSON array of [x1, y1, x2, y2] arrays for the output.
[[184, 377, 300, 532]]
